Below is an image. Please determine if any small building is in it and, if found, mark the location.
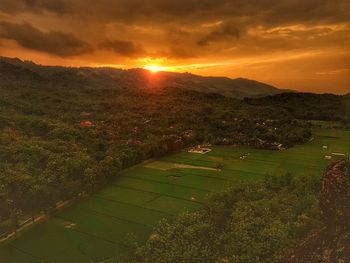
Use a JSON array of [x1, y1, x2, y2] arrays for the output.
[[188, 145, 212, 154], [267, 142, 283, 150], [332, 152, 346, 156], [322, 145, 328, 149], [325, 155, 332, 160], [80, 121, 94, 127]]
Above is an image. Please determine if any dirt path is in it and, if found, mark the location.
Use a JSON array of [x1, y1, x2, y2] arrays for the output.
[[174, 163, 220, 171]]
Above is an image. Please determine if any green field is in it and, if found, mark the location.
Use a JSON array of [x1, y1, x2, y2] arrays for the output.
[[1, 128, 349, 262]]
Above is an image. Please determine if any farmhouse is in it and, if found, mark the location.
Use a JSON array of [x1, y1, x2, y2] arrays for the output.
[[263, 142, 284, 150], [80, 121, 94, 127], [331, 152, 346, 156], [254, 139, 284, 150], [188, 145, 212, 154], [271, 142, 283, 150]]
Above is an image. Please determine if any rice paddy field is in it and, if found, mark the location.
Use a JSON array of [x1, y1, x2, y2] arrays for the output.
[[1, 128, 349, 262]]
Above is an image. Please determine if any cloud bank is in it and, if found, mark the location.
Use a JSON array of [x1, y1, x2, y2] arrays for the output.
[[0, 0, 349, 93]]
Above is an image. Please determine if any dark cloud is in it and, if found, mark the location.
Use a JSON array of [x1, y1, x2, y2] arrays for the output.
[[0, 0, 71, 14], [100, 40, 144, 57], [0, 22, 92, 57], [0, 1, 348, 58], [166, 47, 196, 59], [0, 0, 349, 93], [197, 21, 241, 46], [150, 47, 197, 60], [74, 0, 350, 26], [1, 0, 349, 26], [263, 0, 350, 26]]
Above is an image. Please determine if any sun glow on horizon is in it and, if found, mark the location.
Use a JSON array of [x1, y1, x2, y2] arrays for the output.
[[143, 65, 169, 73]]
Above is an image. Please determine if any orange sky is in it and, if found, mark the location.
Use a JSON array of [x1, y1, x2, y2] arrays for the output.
[[0, 0, 349, 94]]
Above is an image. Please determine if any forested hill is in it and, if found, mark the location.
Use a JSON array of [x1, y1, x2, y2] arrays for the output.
[[0, 56, 287, 99], [0, 56, 349, 231], [245, 92, 350, 124]]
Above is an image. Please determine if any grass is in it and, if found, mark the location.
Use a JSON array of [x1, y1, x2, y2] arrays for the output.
[[1, 128, 349, 262]]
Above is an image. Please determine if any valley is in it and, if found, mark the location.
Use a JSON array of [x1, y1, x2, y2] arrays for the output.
[[1, 127, 349, 262]]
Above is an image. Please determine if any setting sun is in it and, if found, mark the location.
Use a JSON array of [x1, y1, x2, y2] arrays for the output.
[[143, 65, 168, 73]]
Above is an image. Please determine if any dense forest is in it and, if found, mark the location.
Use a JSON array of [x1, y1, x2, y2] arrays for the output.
[[245, 93, 350, 126], [130, 173, 322, 263], [0, 58, 349, 231]]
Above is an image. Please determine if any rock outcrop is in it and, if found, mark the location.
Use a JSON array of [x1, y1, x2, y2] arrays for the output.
[[321, 159, 350, 232], [284, 159, 350, 263]]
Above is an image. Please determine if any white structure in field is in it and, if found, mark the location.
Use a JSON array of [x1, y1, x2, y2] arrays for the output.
[[332, 152, 346, 156], [188, 145, 212, 154]]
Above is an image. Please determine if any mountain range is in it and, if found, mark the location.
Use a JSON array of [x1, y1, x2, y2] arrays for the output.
[[0, 57, 290, 99]]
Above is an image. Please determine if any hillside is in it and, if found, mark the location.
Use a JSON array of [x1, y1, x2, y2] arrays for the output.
[[139, 71, 289, 98], [245, 92, 350, 124], [0, 56, 349, 239], [0, 57, 288, 99], [0, 56, 349, 262]]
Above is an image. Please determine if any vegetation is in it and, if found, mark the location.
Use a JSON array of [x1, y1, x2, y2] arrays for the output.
[[0, 58, 348, 238], [0, 59, 319, 224], [1, 129, 349, 262], [245, 92, 350, 125], [131, 173, 322, 263], [284, 159, 350, 262]]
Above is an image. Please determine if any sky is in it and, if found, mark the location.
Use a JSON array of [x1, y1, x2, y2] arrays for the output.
[[0, 0, 349, 94]]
